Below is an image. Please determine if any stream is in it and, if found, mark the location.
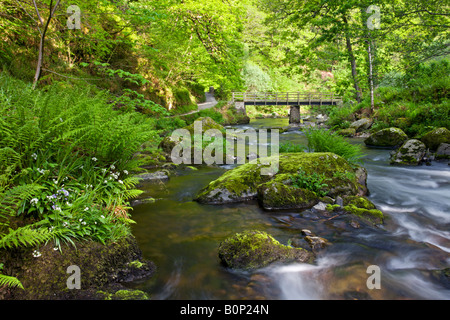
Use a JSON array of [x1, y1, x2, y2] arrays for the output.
[[127, 118, 450, 300]]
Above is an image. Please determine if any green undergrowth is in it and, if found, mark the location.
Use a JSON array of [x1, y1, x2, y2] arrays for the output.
[[0, 73, 162, 290]]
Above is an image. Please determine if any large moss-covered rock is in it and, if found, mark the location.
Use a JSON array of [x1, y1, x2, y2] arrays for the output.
[[218, 230, 313, 270], [390, 139, 426, 165], [195, 153, 368, 209], [421, 127, 450, 151], [364, 127, 408, 148], [0, 236, 155, 300], [436, 143, 450, 160], [159, 116, 225, 154], [257, 176, 318, 211]]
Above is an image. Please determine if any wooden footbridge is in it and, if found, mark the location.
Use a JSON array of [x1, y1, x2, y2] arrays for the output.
[[231, 92, 343, 123]]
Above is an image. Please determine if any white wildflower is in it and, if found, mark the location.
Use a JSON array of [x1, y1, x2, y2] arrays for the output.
[[118, 180, 123, 184], [110, 164, 115, 170], [30, 198, 39, 206], [84, 207, 89, 211], [92, 157, 97, 162], [32, 250, 41, 258], [31, 153, 38, 160], [123, 170, 128, 175]]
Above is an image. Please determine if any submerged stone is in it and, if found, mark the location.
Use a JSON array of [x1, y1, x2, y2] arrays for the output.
[[218, 230, 313, 270]]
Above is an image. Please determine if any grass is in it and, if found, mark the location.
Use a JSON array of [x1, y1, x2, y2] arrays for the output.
[[304, 128, 365, 164]]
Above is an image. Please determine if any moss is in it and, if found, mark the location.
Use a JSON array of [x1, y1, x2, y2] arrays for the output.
[[344, 205, 384, 224], [98, 289, 149, 300], [337, 127, 356, 137], [257, 180, 318, 210], [128, 260, 144, 268], [341, 196, 383, 224], [326, 204, 341, 212], [195, 152, 367, 205], [421, 127, 450, 151], [0, 236, 155, 300], [343, 196, 376, 210], [390, 139, 426, 165], [218, 230, 313, 270], [364, 127, 408, 148]]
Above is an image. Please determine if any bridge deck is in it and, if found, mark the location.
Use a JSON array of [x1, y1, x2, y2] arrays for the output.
[[232, 92, 342, 106]]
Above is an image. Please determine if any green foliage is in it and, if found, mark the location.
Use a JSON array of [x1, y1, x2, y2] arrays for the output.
[[0, 274, 24, 290], [304, 128, 365, 164], [0, 73, 151, 250], [241, 62, 273, 92], [290, 170, 329, 197], [279, 142, 305, 153]]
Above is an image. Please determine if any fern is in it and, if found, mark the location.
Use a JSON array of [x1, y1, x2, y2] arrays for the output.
[[0, 226, 53, 249], [0, 274, 24, 289]]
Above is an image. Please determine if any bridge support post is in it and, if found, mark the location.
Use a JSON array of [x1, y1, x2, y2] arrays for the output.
[[289, 105, 301, 124]]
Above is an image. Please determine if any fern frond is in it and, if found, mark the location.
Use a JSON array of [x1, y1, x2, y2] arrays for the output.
[[0, 274, 24, 289], [0, 226, 52, 249], [0, 184, 42, 218]]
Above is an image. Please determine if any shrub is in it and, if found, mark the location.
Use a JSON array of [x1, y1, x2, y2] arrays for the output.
[[290, 170, 329, 197], [303, 128, 365, 164]]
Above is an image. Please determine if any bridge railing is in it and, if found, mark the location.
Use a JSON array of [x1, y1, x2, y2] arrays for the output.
[[231, 92, 343, 105]]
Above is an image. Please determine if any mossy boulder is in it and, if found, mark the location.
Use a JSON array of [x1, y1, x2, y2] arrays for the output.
[[0, 236, 155, 300], [257, 176, 318, 211], [421, 127, 450, 151], [159, 116, 225, 154], [343, 196, 384, 225], [436, 143, 450, 160], [390, 139, 426, 165], [337, 127, 356, 137], [195, 153, 368, 208], [364, 127, 408, 148], [183, 116, 225, 135], [350, 118, 373, 132], [218, 230, 313, 270]]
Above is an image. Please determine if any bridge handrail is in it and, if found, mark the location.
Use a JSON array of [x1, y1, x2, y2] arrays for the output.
[[231, 91, 342, 103]]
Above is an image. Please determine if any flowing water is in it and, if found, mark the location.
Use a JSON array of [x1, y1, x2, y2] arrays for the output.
[[127, 118, 450, 300]]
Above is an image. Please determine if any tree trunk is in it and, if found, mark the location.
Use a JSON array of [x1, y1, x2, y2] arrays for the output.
[[32, 0, 61, 90], [342, 16, 362, 103], [367, 36, 375, 113]]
